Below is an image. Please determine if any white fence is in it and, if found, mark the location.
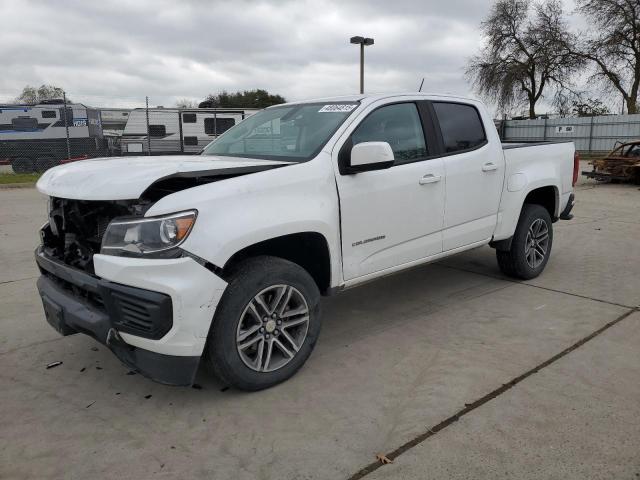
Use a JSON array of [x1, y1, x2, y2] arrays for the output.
[[499, 114, 640, 153]]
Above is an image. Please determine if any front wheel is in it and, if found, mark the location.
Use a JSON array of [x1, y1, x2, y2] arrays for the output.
[[204, 256, 322, 391], [496, 204, 553, 280]]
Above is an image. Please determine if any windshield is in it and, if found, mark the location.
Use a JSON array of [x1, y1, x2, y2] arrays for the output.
[[201, 102, 359, 162]]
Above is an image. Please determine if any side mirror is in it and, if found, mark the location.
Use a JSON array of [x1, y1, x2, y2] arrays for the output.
[[347, 141, 395, 173]]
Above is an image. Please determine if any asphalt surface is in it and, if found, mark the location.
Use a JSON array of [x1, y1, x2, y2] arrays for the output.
[[1, 170, 638, 479]]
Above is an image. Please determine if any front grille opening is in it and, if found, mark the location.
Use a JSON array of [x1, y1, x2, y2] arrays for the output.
[[43, 198, 147, 273]]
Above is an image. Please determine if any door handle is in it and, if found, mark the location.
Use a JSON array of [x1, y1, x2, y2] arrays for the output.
[[482, 162, 498, 172], [419, 174, 441, 185]]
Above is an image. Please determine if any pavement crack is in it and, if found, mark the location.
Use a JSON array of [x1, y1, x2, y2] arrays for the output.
[[347, 307, 638, 480], [0, 275, 38, 285], [438, 263, 635, 309]]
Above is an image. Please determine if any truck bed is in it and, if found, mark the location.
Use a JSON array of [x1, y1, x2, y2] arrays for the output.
[[502, 140, 574, 150]]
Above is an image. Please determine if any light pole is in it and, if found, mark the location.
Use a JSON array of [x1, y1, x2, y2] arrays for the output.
[[350, 36, 374, 94]]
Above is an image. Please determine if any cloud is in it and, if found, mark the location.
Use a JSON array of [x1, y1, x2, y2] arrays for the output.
[[0, 0, 497, 107]]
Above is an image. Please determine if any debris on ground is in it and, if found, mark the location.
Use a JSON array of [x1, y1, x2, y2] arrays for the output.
[[45, 361, 62, 369], [583, 140, 640, 183], [90, 347, 99, 352], [375, 453, 393, 465], [80, 367, 86, 372], [126, 370, 137, 376], [192, 383, 203, 390], [144, 395, 152, 399], [85, 401, 96, 408]]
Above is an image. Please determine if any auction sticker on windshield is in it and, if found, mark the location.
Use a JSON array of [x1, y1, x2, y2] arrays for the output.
[[318, 104, 358, 113]]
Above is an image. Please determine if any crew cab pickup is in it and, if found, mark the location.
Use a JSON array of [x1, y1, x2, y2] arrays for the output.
[[35, 93, 578, 390]]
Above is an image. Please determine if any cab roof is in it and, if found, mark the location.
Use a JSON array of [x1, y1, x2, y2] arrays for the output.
[[278, 92, 478, 108]]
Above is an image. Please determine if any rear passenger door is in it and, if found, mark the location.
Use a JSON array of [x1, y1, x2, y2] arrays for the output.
[[430, 101, 504, 251]]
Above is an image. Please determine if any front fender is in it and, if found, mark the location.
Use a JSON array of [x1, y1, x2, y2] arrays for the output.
[[145, 154, 343, 287]]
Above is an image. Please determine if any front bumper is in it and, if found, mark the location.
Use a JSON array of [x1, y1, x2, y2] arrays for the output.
[[35, 247, 228, 385]]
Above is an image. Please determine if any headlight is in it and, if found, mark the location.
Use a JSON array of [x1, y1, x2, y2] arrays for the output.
[[101, 210, 197, 256]]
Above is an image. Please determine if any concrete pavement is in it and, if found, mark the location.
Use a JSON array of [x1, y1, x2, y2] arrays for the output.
[[0, 177, 638, 479]]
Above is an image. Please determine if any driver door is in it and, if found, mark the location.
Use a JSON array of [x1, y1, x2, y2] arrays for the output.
[[334, 102, 445, 281]]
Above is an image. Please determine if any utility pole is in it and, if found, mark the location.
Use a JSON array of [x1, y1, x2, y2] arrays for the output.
[[145, 96, 151, 156], [350, 36, 374, 94], [63, 91, 71, 160]]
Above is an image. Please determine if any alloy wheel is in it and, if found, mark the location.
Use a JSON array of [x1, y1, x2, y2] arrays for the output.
[[524, 218, 549, 269], [236, 285, 310, 373]]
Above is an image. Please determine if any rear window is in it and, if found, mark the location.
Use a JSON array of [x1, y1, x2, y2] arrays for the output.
[[204, 117, 235, 135], [433, 102, 486, 153]]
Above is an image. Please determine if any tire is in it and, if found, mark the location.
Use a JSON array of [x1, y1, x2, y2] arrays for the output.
[[35, 156, 58, 173], [204, 256, 322, 391], [496, 204, 553, 280], [11, 157, 35, 174]]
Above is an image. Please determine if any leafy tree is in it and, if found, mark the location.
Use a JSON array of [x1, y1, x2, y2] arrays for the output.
[[466, 0, 582, 118], [572, 0, 640, 114], [199, 89, 286, 109], [15, 84, 68, 104]]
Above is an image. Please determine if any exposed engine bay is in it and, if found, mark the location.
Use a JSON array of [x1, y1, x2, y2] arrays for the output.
[[41, 198, 149, 273]]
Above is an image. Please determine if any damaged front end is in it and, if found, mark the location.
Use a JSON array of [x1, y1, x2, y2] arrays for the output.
[[41, 197, 152, 273], [35, 197, 204, 385], [34, 158, 281, 385]]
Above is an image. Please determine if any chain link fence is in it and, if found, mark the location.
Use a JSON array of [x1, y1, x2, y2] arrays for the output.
[[0, 94, 257, 174], [4, 92, 640, 174]]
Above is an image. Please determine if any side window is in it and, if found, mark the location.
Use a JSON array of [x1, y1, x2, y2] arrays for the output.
[[41, 110, 57, 118], [182, 113, 196, 123], [12, 117, 39, 131], [184, 136, 198, 146], [148, 125, 166, 137], [432, 102, 486, 153], [352, 103, 427, 164], [205, 117, 235, 135]]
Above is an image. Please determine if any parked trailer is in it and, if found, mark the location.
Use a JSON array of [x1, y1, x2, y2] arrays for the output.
[[120, 107, 258, 156], [0, 101, 108, 173]]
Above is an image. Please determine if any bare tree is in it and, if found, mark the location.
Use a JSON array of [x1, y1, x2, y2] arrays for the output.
[[573, 0, 640, 114], [466, 0, 582, 118], [15, 84, 67, 104], [175, 98, 196, 109]]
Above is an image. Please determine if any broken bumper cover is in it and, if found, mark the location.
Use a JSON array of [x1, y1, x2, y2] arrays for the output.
[[35, 247, 228, 386]]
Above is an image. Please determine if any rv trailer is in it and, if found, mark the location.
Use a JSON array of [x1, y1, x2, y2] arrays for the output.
[[0, 101, 108, 173], [120, 107, 258, 155]]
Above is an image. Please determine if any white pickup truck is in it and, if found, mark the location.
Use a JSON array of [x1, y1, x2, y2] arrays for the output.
[[35, 93, 578, 390]]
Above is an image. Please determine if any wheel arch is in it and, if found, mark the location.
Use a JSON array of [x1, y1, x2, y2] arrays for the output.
[[522, 184, 559, 220], [222, 231, 333, 295]]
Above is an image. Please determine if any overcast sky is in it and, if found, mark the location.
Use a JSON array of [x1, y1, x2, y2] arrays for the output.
[[0, 0, 577, 110]]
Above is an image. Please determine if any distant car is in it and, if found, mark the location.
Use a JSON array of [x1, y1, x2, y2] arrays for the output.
[[35, 93, 578, 390], [583, 140, 640, 182]]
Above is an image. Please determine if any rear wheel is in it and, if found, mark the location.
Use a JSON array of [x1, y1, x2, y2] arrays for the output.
[[496, 204, 553, 280], [11, 157, 35, 174], [204, 256, 322, 391], [35, 155, 58, 173]]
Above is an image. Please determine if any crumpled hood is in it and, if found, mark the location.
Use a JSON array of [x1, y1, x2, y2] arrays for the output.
[[36, 155, 290, 200]]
